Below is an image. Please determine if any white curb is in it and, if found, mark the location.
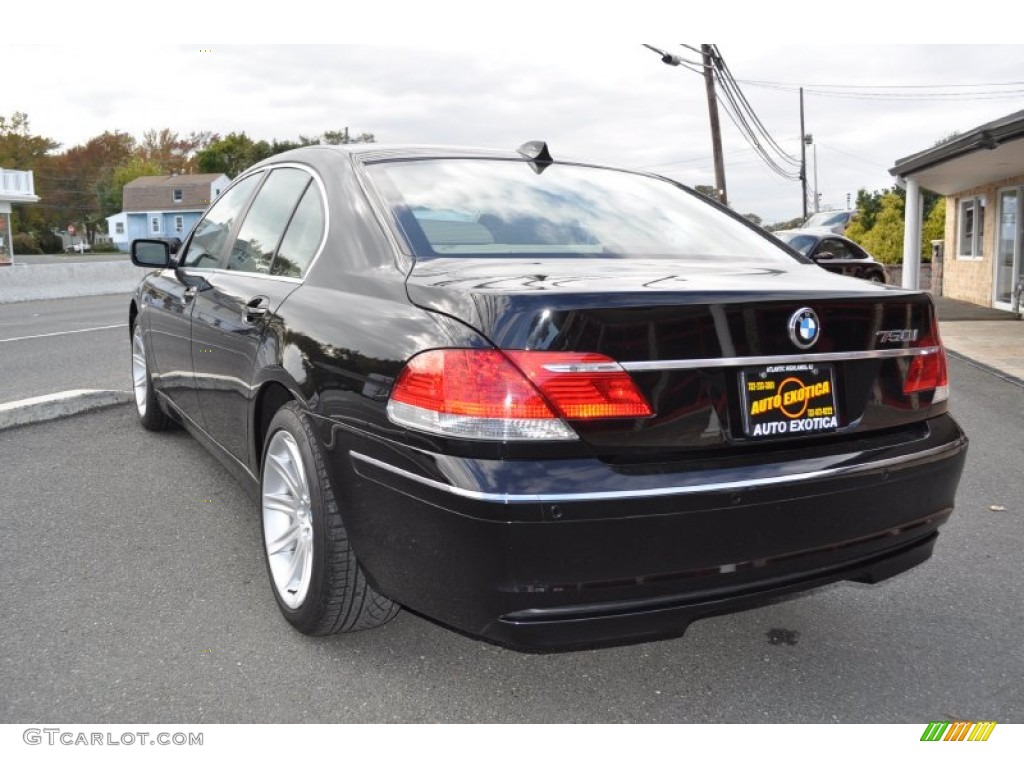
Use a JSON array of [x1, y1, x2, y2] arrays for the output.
[[0, 389, 133, 430]]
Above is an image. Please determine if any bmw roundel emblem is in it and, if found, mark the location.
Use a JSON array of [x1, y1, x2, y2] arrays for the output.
[[788, 307, 821, 350]]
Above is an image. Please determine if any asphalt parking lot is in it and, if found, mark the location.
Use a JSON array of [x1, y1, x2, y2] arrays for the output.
[[1, 357, 1021, 724]]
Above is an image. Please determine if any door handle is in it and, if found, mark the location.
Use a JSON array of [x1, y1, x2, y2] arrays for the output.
[[244, 296, 270, 323]]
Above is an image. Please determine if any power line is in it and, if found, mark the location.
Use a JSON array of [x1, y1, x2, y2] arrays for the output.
[[738, 78, 1024, 89], [701, 46, 800, 182], [741, 81, 1024, 101], [713, 46, 801, 166]]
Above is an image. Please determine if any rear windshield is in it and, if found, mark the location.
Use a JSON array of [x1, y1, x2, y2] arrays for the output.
[[365, 159, 799, 263], [804, 211, 850, 228], [775, 232, 817, 255]]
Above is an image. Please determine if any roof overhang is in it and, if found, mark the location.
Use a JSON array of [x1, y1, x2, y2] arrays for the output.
[[890, 110, 1024, 195]]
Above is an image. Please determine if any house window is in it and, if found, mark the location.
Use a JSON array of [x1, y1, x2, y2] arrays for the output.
[[958, 196, 985, 258], [115, 222, 125, 235], [173, 188, 183, 203], [175, 216, 184, 233], [151, 216, 160, 234]]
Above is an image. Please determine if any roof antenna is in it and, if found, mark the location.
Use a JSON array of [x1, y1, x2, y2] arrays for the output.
[[516, 140, 553, 174]]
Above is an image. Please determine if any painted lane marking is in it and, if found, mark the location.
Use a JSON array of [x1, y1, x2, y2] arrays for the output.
[[0, 323, 127, 344]]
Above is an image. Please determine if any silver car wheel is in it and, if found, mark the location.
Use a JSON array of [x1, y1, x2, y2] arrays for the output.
[[132, 324, 148, 417], [262, 430, 315, 609]]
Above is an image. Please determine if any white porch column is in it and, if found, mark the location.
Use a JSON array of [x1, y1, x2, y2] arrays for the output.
[[902, 178, 922, 289]]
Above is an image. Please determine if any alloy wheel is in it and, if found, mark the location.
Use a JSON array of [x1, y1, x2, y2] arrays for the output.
[[131, 324, 148, 417], [262, 430, 315, 609]]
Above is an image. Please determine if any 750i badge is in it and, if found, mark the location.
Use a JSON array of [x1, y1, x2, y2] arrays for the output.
[[740, 363, 839, 438]]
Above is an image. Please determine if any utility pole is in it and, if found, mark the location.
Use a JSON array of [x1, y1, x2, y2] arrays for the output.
[[813, 143, 819, 213], [701, 44, 728, 207], [800, 87, 808, 220]]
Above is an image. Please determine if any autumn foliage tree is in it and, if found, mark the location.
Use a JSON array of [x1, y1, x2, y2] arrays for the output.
[[0, 113, 376, 250]]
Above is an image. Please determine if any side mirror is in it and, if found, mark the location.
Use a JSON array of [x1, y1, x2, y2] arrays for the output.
[[131, 239, 171, 268]]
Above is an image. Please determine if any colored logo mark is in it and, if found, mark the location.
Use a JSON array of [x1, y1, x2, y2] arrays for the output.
[[920, 721, 997, 742], [787, 307, 820, 350]]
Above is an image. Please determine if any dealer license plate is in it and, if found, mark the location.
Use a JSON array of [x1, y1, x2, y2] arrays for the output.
[[740, 363, 839, 439]]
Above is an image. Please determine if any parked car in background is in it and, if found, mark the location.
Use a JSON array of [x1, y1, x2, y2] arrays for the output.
[[65, 241, 91, 254], [801, 209, 854, 234], [127, 142, 965, 650], [775, 229, 887, 283]]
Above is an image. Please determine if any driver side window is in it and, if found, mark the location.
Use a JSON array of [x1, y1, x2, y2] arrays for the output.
[[819, 239, 852, 260], [179, 173, 263, 269]]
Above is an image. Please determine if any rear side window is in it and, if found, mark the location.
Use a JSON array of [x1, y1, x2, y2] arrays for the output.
[[271, 184, 325, 278], [228, 168, 312, 274], [366, 159, 796, 263], [180, 173, 263, 269]]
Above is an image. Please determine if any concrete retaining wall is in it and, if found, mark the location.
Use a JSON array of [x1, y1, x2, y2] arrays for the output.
[[0, 261, 142, 303]]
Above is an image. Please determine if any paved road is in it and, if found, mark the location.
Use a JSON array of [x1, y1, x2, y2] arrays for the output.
[[0, 357, 1020, 723], [0, 294, 130, 402], [7, 253, 130, 265]]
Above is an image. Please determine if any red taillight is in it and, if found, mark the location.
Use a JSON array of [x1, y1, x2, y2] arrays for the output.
[[390, 349, 558, 420], [505, 351, 653, 419], [904, 348, 948, 394], [903, 318, 949, 399], [387, 349, 652, 441]]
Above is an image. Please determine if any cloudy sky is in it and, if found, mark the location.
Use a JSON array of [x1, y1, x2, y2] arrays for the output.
[[8, 33, 1024, 224]]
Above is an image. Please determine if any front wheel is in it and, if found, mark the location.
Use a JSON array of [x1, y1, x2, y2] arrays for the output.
[[131, 321, 171, 431], [260, 402, 399, 635]]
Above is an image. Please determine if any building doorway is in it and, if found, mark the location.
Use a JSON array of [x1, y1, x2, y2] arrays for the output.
[[995, 187, 1023, 310]]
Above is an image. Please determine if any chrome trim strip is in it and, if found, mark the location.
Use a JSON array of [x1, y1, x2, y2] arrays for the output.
[[178, 267, 303, 285], [542, 362, 623, 373], [350, 438, 965, 505], [619, 346, 941, 372]]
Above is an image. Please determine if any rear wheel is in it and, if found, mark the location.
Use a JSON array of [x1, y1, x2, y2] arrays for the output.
[[260, 402, 399, 635], [131, 321, 171, 431]]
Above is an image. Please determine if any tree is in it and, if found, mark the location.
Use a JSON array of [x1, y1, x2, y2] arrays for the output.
[[42, 131, 138, 241], [858, 192, 905, 264], [0, 112, 59, 167], [767, 216, 803, 232], [104, 156, 165, 215], [139, 129, 217, 175], [846, 185, 946, 261], [921, 197, 946, 258], [694, 184, 716, 199], [195, 132, 272, 177], [742, 213, 763, 227], [321, 128, 375, 145]]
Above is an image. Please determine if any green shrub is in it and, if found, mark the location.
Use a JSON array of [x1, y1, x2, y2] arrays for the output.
[[12, 233, 43, 255], [91, 241, 120, 253], [35, 230, 64, 254]]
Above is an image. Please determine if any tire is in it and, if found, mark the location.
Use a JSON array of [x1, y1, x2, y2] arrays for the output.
[[260, 402, 399, 635], [868, 273, 885, 284], [131, 321, 171, 431]]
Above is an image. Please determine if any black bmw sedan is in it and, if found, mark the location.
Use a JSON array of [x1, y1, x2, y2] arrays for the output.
[[774, 228, 888, 283], [128, 142, 967, 650]]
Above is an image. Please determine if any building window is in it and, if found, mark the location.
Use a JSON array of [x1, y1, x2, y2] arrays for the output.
[[174, 215, 184, 233], [151, 216, 160, 234], [173, 188, 183, 203], [115, 222, 125, 235], [958, 197, 985, 258]]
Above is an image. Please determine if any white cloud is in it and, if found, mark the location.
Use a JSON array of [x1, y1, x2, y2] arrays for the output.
[[5, 40, 1024, 223]]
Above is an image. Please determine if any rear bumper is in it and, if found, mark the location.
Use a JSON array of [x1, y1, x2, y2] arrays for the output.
[[323, 414, 967, 650]]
